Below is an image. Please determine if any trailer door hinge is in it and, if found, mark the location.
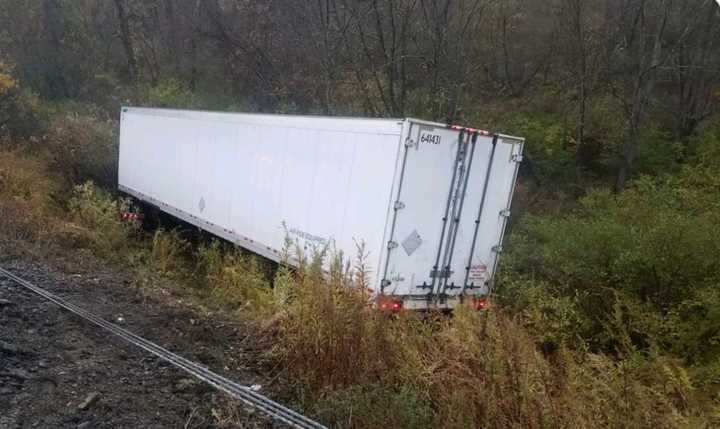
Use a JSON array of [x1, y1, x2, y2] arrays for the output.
[[512, 154, 523, 163], [492, 245, 503, 253], [405, 138, 415, 148], [499, 208, 511, 218], [387, 241, 398, 250], [394, 201, 405, 210]]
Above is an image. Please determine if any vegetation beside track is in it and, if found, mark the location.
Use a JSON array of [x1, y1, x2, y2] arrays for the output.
[[2, 119, 719, 428]]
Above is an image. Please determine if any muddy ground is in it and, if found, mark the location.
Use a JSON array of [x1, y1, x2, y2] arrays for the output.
[[0, 241, 288, 429]]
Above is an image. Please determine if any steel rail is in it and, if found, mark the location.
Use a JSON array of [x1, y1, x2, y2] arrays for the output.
[[0, 266, 327, 429]]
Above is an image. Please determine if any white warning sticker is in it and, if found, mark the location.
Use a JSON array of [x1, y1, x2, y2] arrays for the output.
[[401, 230, 422, 256], [468, 263, 487, 283]]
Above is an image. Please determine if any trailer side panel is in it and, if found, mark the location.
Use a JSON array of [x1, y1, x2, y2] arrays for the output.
[[119, 108, 403, 283]]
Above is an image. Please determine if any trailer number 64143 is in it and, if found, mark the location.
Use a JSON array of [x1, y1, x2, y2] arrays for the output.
[[420, 132, 441, 145]]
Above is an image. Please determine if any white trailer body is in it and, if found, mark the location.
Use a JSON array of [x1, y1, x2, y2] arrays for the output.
[[118, 107, 523, 310]]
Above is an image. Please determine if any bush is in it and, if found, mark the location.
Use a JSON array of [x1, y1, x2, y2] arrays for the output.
[[66, 181, 140, 256], [150, 228, 191, 275], [195, 240, 276, 319], [313, 384, 435, 429], [0, 62, 43, 143], [0, 151, 59, 238], [46, 113, 118, 188], [141, 79, 194, 108], [499, 119, 720, 370], [278, 247, 407, 392]]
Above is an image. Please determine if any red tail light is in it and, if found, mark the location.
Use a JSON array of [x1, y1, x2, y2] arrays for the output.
[[120, 212, 142, 222], [471, 297, 488, 311], [377, 297, 403, 313]]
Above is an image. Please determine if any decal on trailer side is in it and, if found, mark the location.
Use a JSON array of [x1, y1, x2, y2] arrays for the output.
[[281, 221, 328, 246]]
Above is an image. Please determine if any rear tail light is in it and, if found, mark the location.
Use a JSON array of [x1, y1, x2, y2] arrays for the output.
[[120, 211, 142, 222], [377, 297, 403, 313], [471, 297, 488, 311]]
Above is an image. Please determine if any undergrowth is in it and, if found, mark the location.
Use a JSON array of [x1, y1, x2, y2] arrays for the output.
[[0, 151, 60, 239], [64, 181, 140, 256], [196, 240, 276, 319], [1, 129, 718, 427], [273, 253, 704, 429], [150, 228, 190, 275]]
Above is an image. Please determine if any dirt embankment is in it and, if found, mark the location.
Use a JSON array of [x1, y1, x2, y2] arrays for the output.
[[0, 244, 281, 429]]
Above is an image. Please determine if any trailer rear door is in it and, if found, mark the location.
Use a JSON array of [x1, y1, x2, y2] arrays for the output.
[[380, 122, 523, 305], [379, 122, 476, 299], [441, 135, 523, 297]]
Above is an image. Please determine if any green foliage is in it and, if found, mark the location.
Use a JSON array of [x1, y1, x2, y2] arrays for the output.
[[689, 115, 720, 169], [496, 276, 591, 349], [634, 125, 682, 176], [66, 181, 139, 256], [150, 228, 190, 275], [141, 79, 194, 108], [664, 286, 720, 365], [196, 240, 276, 319], [313, 384, 436, 429], [46, 113, 118, 187], [501, 121, 720, 362], [0, 62, 43, 142], [499, 112, 576, 186], [566, 351, 694, 428]]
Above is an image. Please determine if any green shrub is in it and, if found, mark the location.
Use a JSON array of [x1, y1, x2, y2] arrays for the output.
[[501, 113, 576, 187], [664, 286, 720, 365], [141, 79, 194, 108], [0, 62, 43, 143], [634, 124, 682, 176], [500, 121, 720, 359], [150, 228, 191, 275], [66, 181, 139, 255], [313, 384, 435, 429], [495, 275, 591, 350], [46, 113, 118, 187], [279, 248, 403, 392], [196, 240, 276, 319]]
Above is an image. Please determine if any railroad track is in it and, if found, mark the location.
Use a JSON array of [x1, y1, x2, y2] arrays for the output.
[[0, 266, 327, 429]]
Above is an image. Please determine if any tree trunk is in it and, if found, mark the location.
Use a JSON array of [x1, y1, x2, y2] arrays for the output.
[[615, 1, 665, 191], [572, 0, 588, 183], [113, 0, 137, 81]]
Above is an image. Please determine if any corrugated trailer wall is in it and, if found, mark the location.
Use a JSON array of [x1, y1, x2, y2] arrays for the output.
[[118, 108, 405, 285]]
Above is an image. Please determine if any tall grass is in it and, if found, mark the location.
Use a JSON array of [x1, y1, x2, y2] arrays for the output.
[[65, 181, 140, 256], [0, 151, 58, 239], [0, 150, 712, 428], [0, 151, 142, 260], [195, 240, 276, 319], [274, 252, 703, 428], [150, 228, 190, 275]]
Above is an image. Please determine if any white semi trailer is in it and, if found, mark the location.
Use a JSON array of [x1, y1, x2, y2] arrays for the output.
[[118, 107, 523, 310]]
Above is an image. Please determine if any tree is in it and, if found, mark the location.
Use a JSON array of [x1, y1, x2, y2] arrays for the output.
[[610, 0, 711, 190], [113, 0, 138, 81]]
